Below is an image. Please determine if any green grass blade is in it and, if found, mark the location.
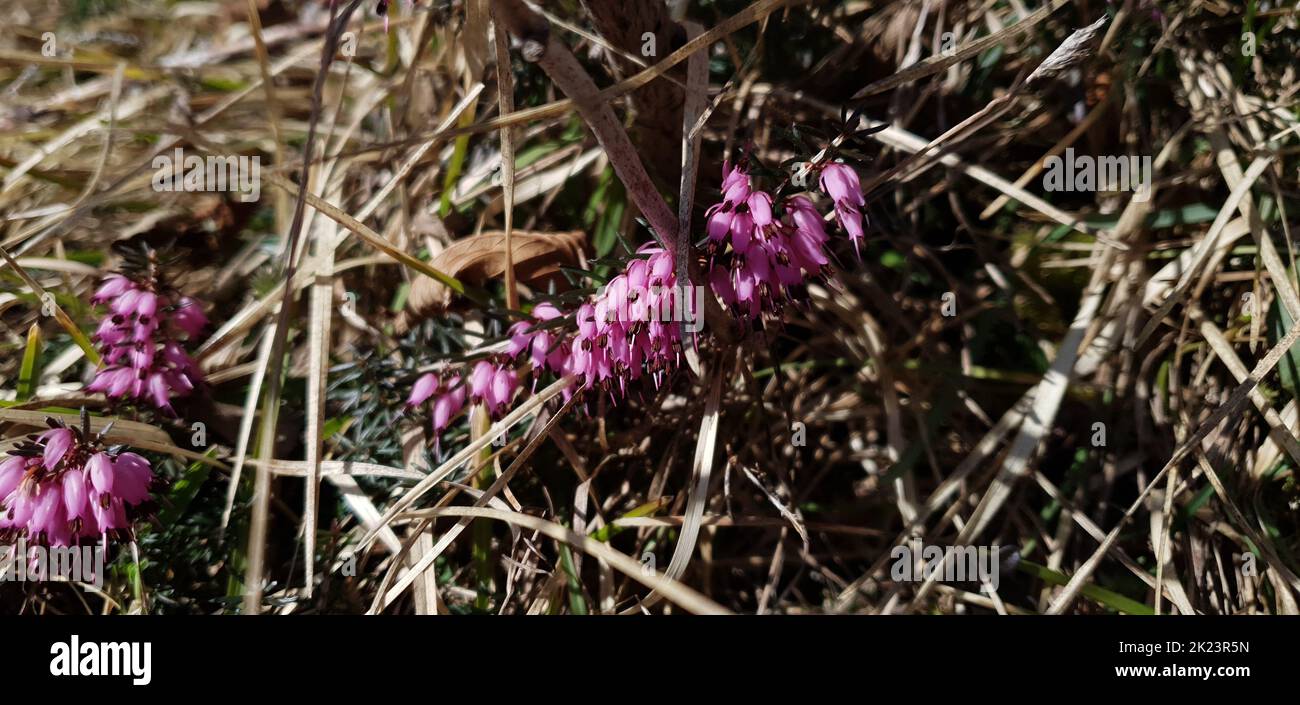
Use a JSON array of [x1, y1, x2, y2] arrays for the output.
[[17, 322, 43, 400]]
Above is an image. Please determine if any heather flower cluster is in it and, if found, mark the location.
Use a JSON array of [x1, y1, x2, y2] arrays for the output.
[[406, 305, 558, 451], [407, 369, 467, 454], [506, 302, 569, 380], [407, 249, 691, 449], [0, 417, 155, 547], [706, 161, 862, 324], [408, 160, 864, 451], [87, 272, 207, 413], [570, 244, 688, 394]]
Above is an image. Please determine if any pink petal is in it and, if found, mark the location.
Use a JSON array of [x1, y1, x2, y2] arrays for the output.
[[147, 373, 173, 411], [113, 452, 153, 505], [111, 288, 141, 317], [31, 487, 63, 535], [0, 456, 26, 499], [730, 212, 754, 254], [505, 322, 533, 359], [135, 291, 158, 319], [432, 394, 455, 434], [108, 367, 135, 397], [469, 361, 494, 402], [87, 452, 114, 495], [7, 490, 35, 525], [532, 302, 562, 321], [92, 275, 132, 304], [707, 210, 732, 242], [489, 367, 517, 413], [407, 373, 440, 407], [747, 191, 774, 226], [41, 428, 73, 470], [62, 469, 89, 519]]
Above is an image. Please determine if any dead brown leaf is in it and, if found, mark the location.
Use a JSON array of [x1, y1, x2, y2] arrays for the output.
[[396, 230, 586, 331]]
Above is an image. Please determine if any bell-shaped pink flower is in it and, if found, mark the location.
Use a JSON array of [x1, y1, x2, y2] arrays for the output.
[[819, 163, 867, 257], [62, 469, 89, 520], [111, 452, 153, 505], [407, 373, 440, 407], [0, 456, 25, 500], [819, 163, 864, 207], [86, 270, 207, 413], [40, 428, 73, 470], [87, 452, 114, 495], [1, 416, 155, 546], [91, 274, 134, 304], [505, 321, 534, 359], [487, 366, 519, 416], [469, 360, 495, 403], [747, 191, 774, 226], [171, 297, 207, 339]]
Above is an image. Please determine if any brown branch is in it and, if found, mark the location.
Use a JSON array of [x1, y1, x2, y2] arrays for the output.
[[491, 0, 678, 247], [582, 0, 686, 190], [493, 0, 737, 343]]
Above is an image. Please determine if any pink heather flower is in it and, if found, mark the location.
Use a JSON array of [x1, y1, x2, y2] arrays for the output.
[[406, 246, 692, 448], [42, 428, 73, 470], [720, 161, 751, 203], [406, 370, 468, 452], [463, 359, 521, 418], [706, 163, 761, 261], [469, 360, 495, 403], [505, 303, 570, 385], [87, 271, 206, 413], [1, 416, 156, 547], [748, 191, 774, 226], [171, 297, 208, 338], [90, 274, 132, 303], [505, 322, 533, 359], [702, 163, 842, 326], [819, 162, 866, 257], [786, 196, 832, 273], [407, 372, 440, 407], [487, 366, 520, 415], [566, 243, 684, 397], [431, 385, 466, 439], [404, 159, 866, 456]]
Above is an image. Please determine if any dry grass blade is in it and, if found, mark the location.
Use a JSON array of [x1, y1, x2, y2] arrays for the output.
[[1136, 156, 1275, 348], [493, 9, 519, 312], [1024, 15, 1109, 85], [1047, 316, 1300, 614], [302, 259, 334, 597], [356, 377, 574, 553], [0, 408, 170, 445], [402, 507, 732, 615], [625, 350, 729, 614], [371, 392, 582, 611], [1197, 317, 1300, 468], [263, 171, 473, 296], [851, 0, 1072, 99], [220, 324, 273, 532], [256, 459, 427, 481]]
